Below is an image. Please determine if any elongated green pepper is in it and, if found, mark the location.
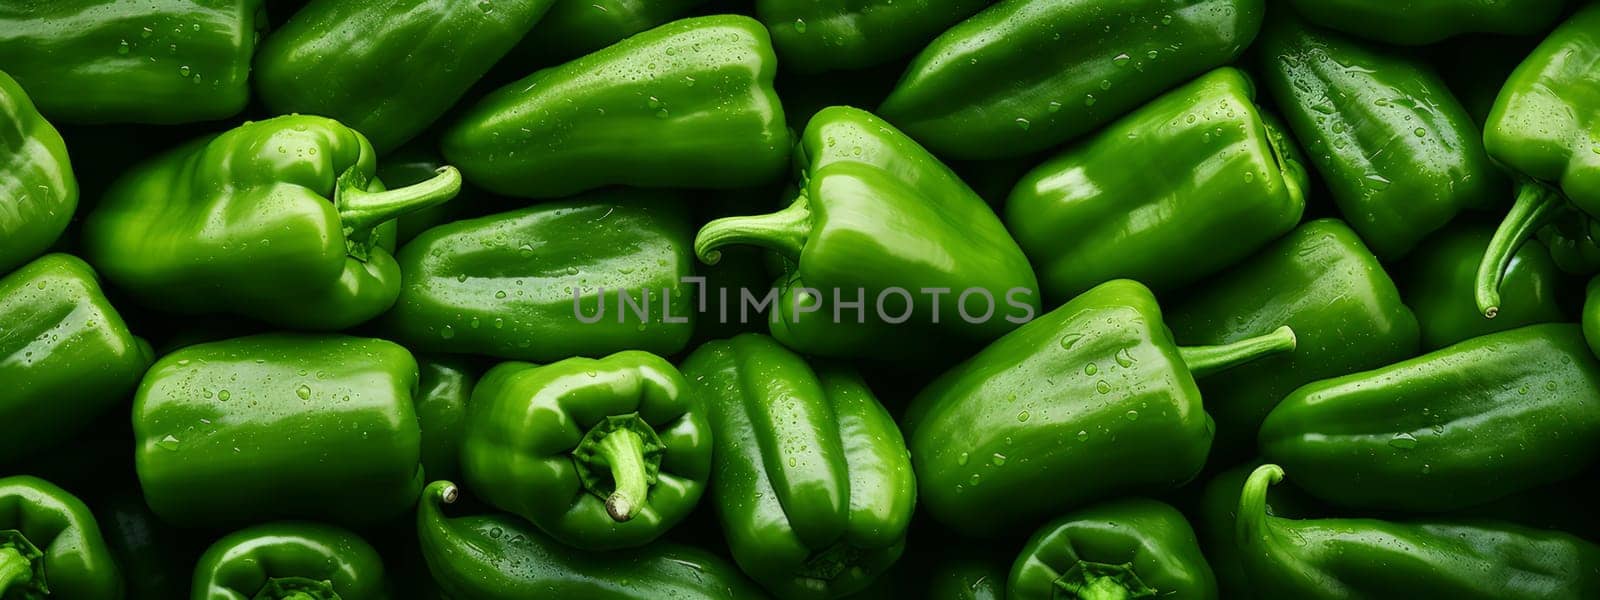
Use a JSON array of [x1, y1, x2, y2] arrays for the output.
[[0, 70, 75, 275], [444, 15, 790, 198], [1006, 67, 1307, 301], [256, 0, 554, 153], [1257, 13, 1501, 259], [1260, 324, 1600, 512], [0, 0, 264, 124], [905, 279, 1296, 537], [0, 476, 122, 598], [462, 352, 711, 551], [0, 254, 152, 466], [191, 522, 386, 600], [681, 334, 916, 599], [1477, 4, 1600, 315], [134, 334, 425, 527], [1008, 499, 1216, 600], [1402, 224, 1566, 350], [878, 0, 1265, 160], [1196, 462, 1317, 599], [83, 114, 463, 331], [1288, 0, 1569, 46], [1165, 219, 1420, 460], [514, 0, 709, 63], [381, 191, 696, 361], [696, 106, 1040, 360], [1237, 464, 1600, 598], [756, 0, 990, 73], [418, 481, 769, 599], [414, 356, 477, 484]]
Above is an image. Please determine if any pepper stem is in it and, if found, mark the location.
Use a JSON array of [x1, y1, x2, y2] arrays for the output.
[[1179, 325, 1296, 379], [0, 547, 31, 595], [597, 428, 649, 522], [338, 165, 463, 235], [1236, 464, 1285, 554], [694, 195, 811, 265], [1476, 182, 1565, 319], [1074, 577, 1134, 600]]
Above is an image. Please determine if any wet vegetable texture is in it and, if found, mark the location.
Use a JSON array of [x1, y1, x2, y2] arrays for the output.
[[4, 2, 1600, 599]]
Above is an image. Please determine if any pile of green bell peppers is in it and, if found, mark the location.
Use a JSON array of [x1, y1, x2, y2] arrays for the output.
[[5, 2, 1600, 598]]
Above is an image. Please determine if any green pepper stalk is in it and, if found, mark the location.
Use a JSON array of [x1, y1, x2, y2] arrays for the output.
[[0, 535, 44, 597], [336, 164, 461, 259], [1179, 326, 1297, 379], [1476, 182, 1568, 318]]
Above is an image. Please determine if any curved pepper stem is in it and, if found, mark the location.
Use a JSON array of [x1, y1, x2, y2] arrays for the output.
[[1476, 182, 1565, 318], [1178, 325, 1297, 379], [597, 427, 650, 523], [694, 195, 811, 265], [1236, 464, 1284, 553], [0, 547, 33, 596], [338, 165, 463, 246]]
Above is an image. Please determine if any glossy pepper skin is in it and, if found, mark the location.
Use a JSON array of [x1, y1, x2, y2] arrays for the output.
[[83, 115, 463, 331], [696, 106, 1040, 360], [1165, 219, 1420, 460], [877, 0, 1264, 160], [0, 476, 122, 599], [0, 70, 75, 275], [0, 254, 152, 465], [417, 481, 769, 599], [0, 0, 263, 124], [1257, 14, 1500, 260], [1477, 4, 1600, 315], [1008, 499, 1217, 600], [1196, 462, 1316, 599], [191, 522, 385, 600], [514, 0, 710, 63], [681, 334, 916, 599], [133, 334, 425, 528], [414, 357, 477, 484], [1006, 68, 1307, 301], [255, 0, 554, 154], [444, 15, 790, 198], [905, 279, 1297, 537], [96, 491, 192, 600], [462, 352, 711, 551], [1237, 464, 1600, 598], [756, 0, 989, 73], [382, 191, 695, 361], [1403, 224, 1566, 350], [1260, 324, 1600, 512], [1288, 0, 1568, 46]]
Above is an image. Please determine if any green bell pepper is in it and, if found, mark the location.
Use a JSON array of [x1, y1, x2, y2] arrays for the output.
[[1008, 499, 1216, 600], [1257, 13, 1501, 260], [381, 190, 696, 361], [1196, 462, 1317, 599], [191, 522, 386, 600], [0, 254, 151, 465], [0, 476, 121, 598], [1403, 223, 1567, 350], [878, 0, 1265, 160], [418, 480, 769, 599], [415, 356, 477, 484], [0, 70, 75, 275], [461, 352, 711, 551], [1006, 67, 1307, 301], [1259, 323, 1600, 512], [695, 106, 1039, 360], [1165, 219, 1421, 460], [905, 279, 1296, 537], [1237, 464, 1600, 598], [1288, 0, 1569, 46], [681, 334, 916, 599], [444, 15, 790, 198], [756, 0, 990, 74], [0, 0, 264, 124], [256, 0, 555, 154], [1478, 4, 1600, 315], [83, 114, 463, 331], [133, 334, 425, 528], [514, 0, 710, 63]]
